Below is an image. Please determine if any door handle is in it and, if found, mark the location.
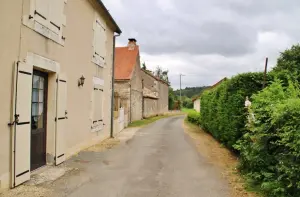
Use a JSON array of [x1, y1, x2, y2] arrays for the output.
[[65, 110, 68, 119], [8, 114, 19, 126]]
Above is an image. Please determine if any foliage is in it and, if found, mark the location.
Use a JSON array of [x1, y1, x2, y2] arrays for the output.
[[187, 111, 201, 125], [273, 44, 300, 83], [174, 86, 209, 98], [154, 66, 169, 83], [181, 108, 195, 114], [168, 87, 177, 110], [181, 96, 193, 109], [142, 62, 147, 70], [200, 72, 266, 149], [235, 80, 300, 197]]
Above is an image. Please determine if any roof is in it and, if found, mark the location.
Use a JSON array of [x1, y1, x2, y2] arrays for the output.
[[141, 69, 170, 86], [96, 0, 122, 34], [192, 77, 227, 101], [211, 77, 227, 88], [114, 46, 140, 80]]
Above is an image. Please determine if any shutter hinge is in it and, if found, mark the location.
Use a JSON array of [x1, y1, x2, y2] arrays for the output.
[[56, 78, 58, 83], [55, 117, 57, 122]]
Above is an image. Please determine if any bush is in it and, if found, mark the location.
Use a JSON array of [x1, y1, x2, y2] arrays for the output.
[[200, 72, 267, 149], [187, 111, 201, 125], [235, 80, 300, 197]]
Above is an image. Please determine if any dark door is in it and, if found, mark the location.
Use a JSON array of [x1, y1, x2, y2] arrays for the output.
[[31, 70, 48, 171]]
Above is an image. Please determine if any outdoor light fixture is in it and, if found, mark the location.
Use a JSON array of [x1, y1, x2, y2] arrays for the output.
[[78, 75, 85, 87]]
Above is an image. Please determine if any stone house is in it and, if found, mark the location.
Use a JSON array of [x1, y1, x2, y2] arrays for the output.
[[193, 77, 227, 113], [193, 97, 201, 112], [0, 0, 121, 189], [114, 39, 143, 126], [141, 70, 169, 118]]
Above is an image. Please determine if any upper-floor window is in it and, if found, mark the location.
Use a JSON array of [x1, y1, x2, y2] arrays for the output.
[[23, 0, 66, 45], [92, 19, 106, 67]]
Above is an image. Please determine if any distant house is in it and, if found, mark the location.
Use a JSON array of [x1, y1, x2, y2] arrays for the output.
[[193, 77, 227, 112], [114, 39, 143, 127], [141, 69, 169, 118], [193, 97, 201, 112]]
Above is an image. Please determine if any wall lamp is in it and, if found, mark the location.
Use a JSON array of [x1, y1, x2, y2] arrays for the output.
[[78, 75, 85, 87]]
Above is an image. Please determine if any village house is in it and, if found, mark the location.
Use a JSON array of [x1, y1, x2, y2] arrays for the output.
[[114, 39, 143, 127], [141, 70, 169, 118], [193, 77, 227, 112], [0, 0, 121, 189], [114, 39, 169, 128]]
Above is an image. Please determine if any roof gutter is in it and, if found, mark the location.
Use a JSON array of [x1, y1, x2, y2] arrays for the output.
[[96, 0, 122, 34]]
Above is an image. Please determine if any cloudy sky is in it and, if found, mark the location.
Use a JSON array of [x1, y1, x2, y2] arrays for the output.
[[102, 0, 300, 89]]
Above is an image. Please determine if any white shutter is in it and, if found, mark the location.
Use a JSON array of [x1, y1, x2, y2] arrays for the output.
[[91, 84, 104, 132], [100, 26, 106, 58], [35, 0, 50, 27], [12, 62, 33, 187], [94, 22, 102, 56], [55, 74, 67, 165], [49, 0, 64, 34]]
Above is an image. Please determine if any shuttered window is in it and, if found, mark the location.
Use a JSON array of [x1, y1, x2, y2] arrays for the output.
[[35, 0, 49, 27], [92, 19, 106, 67], [26, 0, 65, 44], [49, 0, 65, 34], [91, 83, 104, 132]]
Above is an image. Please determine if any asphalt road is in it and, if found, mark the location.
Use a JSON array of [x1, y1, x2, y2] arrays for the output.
[[65, 116, 229, 197]]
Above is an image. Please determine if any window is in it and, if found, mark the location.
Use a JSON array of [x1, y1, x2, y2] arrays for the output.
[[92, 18, 106, 67], [23, 0, 66, 45]]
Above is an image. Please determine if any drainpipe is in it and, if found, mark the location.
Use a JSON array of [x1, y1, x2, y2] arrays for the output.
[[110, 34, 120, 138]]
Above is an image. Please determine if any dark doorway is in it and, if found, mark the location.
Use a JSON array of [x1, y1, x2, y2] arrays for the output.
[[31, 70, 48, 171]]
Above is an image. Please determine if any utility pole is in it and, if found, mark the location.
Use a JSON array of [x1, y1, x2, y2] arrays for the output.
[[263, 57, 268, 89]]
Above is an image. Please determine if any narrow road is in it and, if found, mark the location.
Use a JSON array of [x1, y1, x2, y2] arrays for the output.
[[62, 116, 229, 197]]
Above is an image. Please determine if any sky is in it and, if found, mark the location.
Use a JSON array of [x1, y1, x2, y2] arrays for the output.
[[102, 0, 300, 89]]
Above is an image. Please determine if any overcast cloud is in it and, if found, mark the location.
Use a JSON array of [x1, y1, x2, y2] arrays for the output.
[[103, 0, 300, 89]]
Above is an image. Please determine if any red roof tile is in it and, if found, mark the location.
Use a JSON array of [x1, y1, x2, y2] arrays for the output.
[[114, 46, 139, 80]]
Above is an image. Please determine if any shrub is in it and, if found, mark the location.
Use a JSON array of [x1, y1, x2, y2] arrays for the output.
[[200, 72, 267, 149], [235, 80, 300, 197], [187, 111, 201, 125]]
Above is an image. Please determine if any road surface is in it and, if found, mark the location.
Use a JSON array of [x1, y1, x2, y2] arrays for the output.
[[62, 116, 229, 197]]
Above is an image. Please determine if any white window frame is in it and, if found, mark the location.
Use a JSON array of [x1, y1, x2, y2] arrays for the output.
[[92, 17, 107, 68], [22, 0, 67, 46]]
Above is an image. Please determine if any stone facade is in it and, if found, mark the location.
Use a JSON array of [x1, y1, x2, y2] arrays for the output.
[[114, 56, 143, 125], [141, 70, 169, 118]]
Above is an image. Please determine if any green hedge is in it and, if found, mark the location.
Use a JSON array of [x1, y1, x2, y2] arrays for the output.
[[187, 111, 201, 125], [200, 72, 266, 149], [235, 80, 300, 197]]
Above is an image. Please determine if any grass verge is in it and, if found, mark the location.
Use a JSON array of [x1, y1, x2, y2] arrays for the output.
[[183, 118, 260, 197], [181, 108, 195, 113], [129, 113, 184, 127]]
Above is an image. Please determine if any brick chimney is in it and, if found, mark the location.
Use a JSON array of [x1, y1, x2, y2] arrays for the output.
[[128, 38, 137, 50]]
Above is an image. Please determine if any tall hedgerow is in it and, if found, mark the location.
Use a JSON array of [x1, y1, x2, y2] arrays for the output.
[[235, 80, 300, 197], [200, 72, 267, 149]]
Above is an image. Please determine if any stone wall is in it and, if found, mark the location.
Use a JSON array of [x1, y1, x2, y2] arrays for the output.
[[141, 70, 169, 117]]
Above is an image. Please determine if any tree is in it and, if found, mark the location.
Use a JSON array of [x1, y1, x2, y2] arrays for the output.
[[273, 44, 300, 84], [154, 66, 169, 83], [142, 62, 147, 70]]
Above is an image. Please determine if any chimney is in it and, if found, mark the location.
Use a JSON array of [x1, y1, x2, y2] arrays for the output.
[[128, 38, 137, 50]]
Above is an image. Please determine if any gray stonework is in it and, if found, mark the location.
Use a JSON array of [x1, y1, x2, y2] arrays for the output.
[[141, 70, 169, 117]]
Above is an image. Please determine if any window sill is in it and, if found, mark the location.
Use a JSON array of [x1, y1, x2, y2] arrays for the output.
[[23, 16, 65, 46]]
